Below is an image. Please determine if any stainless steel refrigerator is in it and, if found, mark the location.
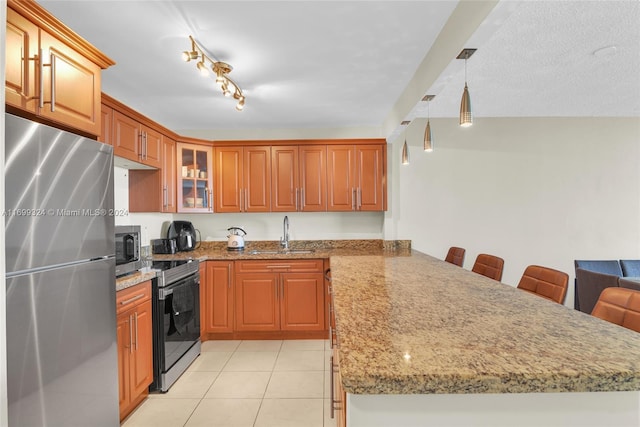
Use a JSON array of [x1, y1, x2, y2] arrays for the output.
[[4, 113, 119, 426]]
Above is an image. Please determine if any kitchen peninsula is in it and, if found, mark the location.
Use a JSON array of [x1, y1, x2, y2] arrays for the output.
[[330, 252, 640, 427]]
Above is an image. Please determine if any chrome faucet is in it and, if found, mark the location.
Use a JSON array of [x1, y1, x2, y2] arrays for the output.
[[280, 215, 290, 249]]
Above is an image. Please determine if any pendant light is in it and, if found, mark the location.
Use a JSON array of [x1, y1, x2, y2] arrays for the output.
[[457, 48, 476, 127], [401, 140, 409, 165], [422, 95, 435, 152], [400, 121, 410, 165]]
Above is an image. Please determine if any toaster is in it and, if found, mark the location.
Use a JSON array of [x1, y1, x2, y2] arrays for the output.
[[151, 238, 177, 254]]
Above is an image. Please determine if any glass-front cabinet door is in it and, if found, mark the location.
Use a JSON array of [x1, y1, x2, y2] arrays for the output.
[[177, 142, 213, 213]]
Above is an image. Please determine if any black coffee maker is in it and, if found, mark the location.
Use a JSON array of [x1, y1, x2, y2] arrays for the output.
[[167, 221, 199, 252]]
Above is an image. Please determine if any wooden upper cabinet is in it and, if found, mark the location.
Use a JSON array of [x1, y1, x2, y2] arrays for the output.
[[272, 146, 299, 212], [112, 110, 140, 160], [5, 8, 38, 112], [177, 142, 214, 213], [112, 110, 162, 168], [215, 147, 243, 213], [272, 145, 327, 212], [5, 1, 114, 136], [327, 145, 357, 211], [39, 30, 102, 136], [99, 103, 112, 145], [327, 143, 385, 211], [244, 146, 271, 212], [299, 145, 327, 212], [140, 124, 162, 169], [161, 137, 177, 213], [355, 144, 385, 211], [215, 146, 271, 213]]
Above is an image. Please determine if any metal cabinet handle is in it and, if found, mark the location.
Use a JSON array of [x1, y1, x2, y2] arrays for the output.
[[139, 132, 143, 159], [301, 188, 305, 210], [163, 186, 168, 208], [209, 188, 213, 212], [128, 315, 133, 354], [245, 188, 249, 212], [120, 293, 145, 305], [330, 355, 335, 419], [239, 188, 243, 212], [332, 358, 342, 412], [134, 311, 139, 351], [358, 188, 362, 210], [50, 52, 56, 112], [295, 188, 299, 211], [351, 188, 356, 210]]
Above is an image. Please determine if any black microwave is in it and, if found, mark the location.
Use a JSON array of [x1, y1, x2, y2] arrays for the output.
[[115, 225, 143, 277]]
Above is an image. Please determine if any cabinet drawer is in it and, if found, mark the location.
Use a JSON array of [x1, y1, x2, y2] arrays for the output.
[[236, 259, 323, 273], [117, 280, 151, 315]]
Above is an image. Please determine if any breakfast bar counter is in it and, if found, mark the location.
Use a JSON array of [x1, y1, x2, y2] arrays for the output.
[[330, 251, 640, 426]]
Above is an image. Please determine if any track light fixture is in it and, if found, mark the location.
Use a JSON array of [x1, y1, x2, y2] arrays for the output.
[[422, 95, 435, 152], [182, 35, 245, 111], [457, 48, 476, 127]]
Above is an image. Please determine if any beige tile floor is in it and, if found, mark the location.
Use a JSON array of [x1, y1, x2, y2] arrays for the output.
[[122, 339, 337, 427]]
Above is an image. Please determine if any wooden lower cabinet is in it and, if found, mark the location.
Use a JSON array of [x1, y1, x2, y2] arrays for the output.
[[235, 260, 325, 333], [235, 272, 280, 331], [116, 281, 153, 421], [332, 348, 347, 427], [199, 259, 328, 339], [202, 261, 235, 333]]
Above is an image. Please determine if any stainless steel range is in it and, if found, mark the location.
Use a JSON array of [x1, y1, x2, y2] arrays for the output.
[[150, 259, 201, 392]]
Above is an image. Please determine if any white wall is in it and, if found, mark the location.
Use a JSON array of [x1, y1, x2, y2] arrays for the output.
[[388, 117, 640, 307], [115, 167, 384, 246]]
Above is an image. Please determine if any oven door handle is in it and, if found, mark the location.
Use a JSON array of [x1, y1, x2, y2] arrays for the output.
[[159, 287, 173, 300]]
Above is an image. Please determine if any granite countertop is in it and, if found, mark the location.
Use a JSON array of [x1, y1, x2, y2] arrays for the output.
[[152, 239, 411, 262], [330, 251, 640, 395], [115, 268, 158, 292], [116, 239, 410, 291]]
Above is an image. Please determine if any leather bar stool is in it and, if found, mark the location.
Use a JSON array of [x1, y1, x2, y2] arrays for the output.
[[591, 287, 640, 333], [445, 247, 465, 267], [516, 265, 569, 304], [471, 254, 504, 281]]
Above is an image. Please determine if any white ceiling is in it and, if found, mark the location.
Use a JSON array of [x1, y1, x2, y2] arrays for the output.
[[38, 1, 640, 140]]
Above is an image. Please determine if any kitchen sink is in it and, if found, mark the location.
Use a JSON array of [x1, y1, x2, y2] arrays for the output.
[[248, 249, 315, 255]]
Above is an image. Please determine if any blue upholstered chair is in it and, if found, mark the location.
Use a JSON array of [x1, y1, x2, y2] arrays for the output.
[[620, 260, 640, 277]]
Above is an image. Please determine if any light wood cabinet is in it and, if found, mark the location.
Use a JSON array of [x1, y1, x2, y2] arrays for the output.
[[99, 102, 112, 144], [202, 261, 235, 333], [116, 281, 153, 422], [127, 136, 175, 212], [177, 142, 214, 212], [272, 145, 327, 212], [5, 8, 38, 113], [160, 137, 177, 213], [331, 348, 347, 427], [215, 146, 271, 213], [112, 110, 161, 168], [234, 260, 325, 332], [5, 1, 114, 136], [327, 144, 385, 211]]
